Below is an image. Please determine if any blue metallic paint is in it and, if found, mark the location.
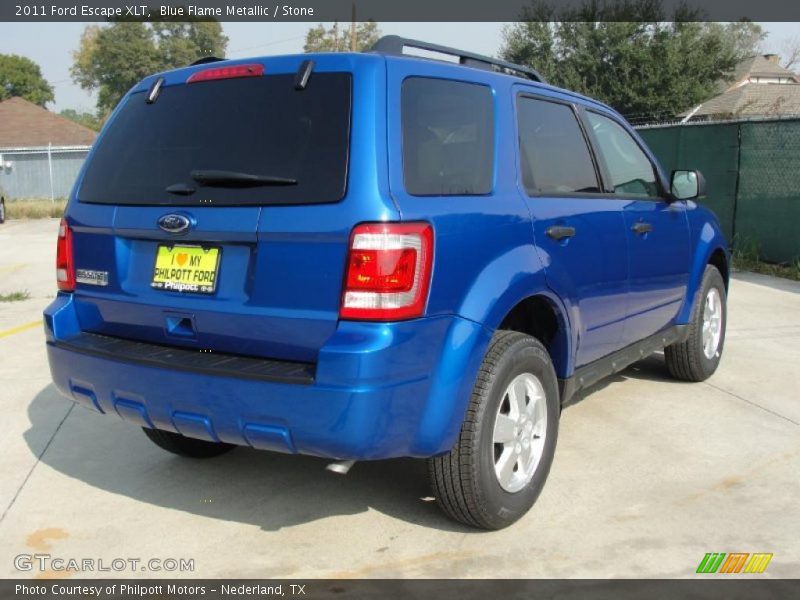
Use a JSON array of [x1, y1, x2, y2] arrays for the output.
[[45, 52, 728, 461]]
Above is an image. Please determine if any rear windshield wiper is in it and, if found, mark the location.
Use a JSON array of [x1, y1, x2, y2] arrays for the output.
[[190, 169, 297, 187]]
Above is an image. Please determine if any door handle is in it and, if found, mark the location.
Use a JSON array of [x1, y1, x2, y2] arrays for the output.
[[546, 225, 576, 241], [631, 222, 653, 235]]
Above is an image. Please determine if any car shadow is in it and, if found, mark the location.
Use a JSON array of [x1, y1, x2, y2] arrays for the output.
[[24, 384, 475, 533], [563, 352, 677, 408], [25, 354, 678, 531]]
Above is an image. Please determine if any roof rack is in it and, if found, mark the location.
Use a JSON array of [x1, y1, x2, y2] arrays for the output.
[[370, 35, 546, 84]]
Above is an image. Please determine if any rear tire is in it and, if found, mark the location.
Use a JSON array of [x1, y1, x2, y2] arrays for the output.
[[665, 265, 727, 382], [428, 331, 560, 530], [0, 198, 5, 224], [142, 427, 235, 458]]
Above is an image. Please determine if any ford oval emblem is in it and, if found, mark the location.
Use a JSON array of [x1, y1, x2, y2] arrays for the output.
[[158, 213, 192, 234]]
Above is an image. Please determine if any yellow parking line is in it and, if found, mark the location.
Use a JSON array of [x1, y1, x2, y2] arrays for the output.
[[0, 263, 28, 274], [0, 320, 41, 339]]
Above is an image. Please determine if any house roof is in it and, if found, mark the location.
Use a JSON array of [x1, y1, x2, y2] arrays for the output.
[[736, 54, 798, 80], [683, 82, 800, 118], [719, 54, 800, 92], [0, 97, 96, 148]]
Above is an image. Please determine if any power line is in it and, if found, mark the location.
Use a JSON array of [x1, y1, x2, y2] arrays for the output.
[[227, 34, 307, 56]]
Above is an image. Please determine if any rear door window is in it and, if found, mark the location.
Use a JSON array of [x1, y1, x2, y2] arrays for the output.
[[585, 111, 659, 198], [516, 96, 600, 195], [79, 72, 352, 206], [401, 77, 494, 196]]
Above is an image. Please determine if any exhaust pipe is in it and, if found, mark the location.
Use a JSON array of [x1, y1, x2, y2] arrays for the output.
[[326, 459, 356, 475]]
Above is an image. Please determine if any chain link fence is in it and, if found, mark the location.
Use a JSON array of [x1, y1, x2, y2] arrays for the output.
[[637, 117, 800, 264], [0, 145, 91, 201]]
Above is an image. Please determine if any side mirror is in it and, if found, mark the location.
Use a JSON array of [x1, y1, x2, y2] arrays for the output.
[[670, 169, 706, 200]]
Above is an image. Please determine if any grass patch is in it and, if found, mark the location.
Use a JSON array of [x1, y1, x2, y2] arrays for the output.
[[5, 198, 67, 219], [731, 235, 800, 282], [0, 290, 30, 302]]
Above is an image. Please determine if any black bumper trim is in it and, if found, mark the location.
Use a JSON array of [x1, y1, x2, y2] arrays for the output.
[[51, 332, 315, 385]]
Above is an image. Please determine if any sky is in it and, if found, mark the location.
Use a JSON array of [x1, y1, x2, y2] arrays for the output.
[[0, 21, 797, 113]]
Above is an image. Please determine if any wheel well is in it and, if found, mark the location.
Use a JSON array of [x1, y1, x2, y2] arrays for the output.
[[709, 248, 729, 290], [498, 295, 569, 377]]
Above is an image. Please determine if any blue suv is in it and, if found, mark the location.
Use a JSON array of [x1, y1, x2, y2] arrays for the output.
[[44, 37, 729, 529]]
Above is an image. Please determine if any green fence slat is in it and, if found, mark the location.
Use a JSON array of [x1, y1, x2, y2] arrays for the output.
[[639, 119, 800, 264], [737, 121, 800, 263]]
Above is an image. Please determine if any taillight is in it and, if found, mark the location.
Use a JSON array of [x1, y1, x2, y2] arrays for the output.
[[340, 222, 433, 321], [56, 217, 75, 292], [187, 63, 264, 84]]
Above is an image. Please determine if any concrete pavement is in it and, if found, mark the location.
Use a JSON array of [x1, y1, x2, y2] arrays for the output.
[[1, 219, 798, 578]]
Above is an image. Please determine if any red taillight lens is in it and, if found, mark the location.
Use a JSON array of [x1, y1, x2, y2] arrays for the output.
[[187, 63, 264, 84], [340, 222, 433, 321], [56, 217, 75, 292]]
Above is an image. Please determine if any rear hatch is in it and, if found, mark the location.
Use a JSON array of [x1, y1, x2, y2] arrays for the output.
[[66, 54, 393, 363]]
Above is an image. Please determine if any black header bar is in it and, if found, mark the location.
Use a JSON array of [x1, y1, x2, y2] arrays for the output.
[[3, 0, 800, 23]]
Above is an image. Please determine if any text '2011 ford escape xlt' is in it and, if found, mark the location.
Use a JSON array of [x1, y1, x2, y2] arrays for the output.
[[45, 37, 729, 529]]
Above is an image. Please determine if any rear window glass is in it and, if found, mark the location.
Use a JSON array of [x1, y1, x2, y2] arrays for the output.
[[517, 96, 600, 195], [79, 72, 352, 206], [401, 77, 494, 196]]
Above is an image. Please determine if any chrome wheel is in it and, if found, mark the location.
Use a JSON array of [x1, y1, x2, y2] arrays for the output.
[[492, 372, 548, 493], [702, 287, 723, 359]]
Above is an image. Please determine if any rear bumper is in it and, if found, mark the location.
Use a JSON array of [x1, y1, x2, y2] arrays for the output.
[[44, 293, 491, 460]]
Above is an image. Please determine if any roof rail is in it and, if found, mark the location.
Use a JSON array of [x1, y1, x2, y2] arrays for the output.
[[370, 35, 546, 84], [190, 56, 225, 66]]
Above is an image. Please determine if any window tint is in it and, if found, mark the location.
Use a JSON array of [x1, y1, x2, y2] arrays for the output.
[[402, 77, 493, 196], [585, 111, 659, 197], [79, 73, 351, 206], [516, 97, 600, 195]]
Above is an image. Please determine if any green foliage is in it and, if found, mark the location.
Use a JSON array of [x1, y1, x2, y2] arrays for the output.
[[0, 290, 30, 303], [723, 21, 767, 61], [0, 54, 54, 106], [732, 233, 800, 281], [500, 1, 766, 119], [59, 108, 102, 131], [5, 198, 67, 219], [71, 19, 228, 115], [304, 21, 381, 52]]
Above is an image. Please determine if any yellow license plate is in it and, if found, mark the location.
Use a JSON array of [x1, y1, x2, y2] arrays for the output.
[[151, 245, 220, 294]]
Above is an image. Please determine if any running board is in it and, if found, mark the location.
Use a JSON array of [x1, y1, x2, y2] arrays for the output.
[[559, 325, 688, 406]]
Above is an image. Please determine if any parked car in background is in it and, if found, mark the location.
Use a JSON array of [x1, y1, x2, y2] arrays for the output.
[[44, 37, 729, 529]]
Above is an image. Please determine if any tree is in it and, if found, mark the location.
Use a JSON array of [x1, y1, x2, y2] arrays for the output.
[[71, 20, 227, 115], [303, 21, 381, 52], [0, 54, 54, 106], [500, 1, 757, 120], [779, 35, 800, 71], [723, 21, 766, 61], [59, 109, 102, 131]]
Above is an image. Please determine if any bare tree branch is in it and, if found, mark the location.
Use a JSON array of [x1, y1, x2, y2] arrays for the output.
[[779, 35, 800, 71]]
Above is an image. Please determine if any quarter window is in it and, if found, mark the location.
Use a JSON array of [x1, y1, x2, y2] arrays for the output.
[[585, 111, 659, 197], [516, 97, 600, 195], [401, 77, 494, 196]]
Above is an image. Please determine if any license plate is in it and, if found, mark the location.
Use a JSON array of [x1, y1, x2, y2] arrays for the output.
[[151, 245, 220, 294]]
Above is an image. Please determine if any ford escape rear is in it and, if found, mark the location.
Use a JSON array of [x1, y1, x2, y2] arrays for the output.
[[45, 37, 729, 529]]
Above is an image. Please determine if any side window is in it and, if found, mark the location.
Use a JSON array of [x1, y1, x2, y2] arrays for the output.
[[516, 96, 600, 195], [585, 111, 659, 197], [401, 77, 494, 196]]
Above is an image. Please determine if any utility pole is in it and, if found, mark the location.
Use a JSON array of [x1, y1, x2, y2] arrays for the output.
[[350, 3, 357, 51], [332, 21, 339, 51]]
